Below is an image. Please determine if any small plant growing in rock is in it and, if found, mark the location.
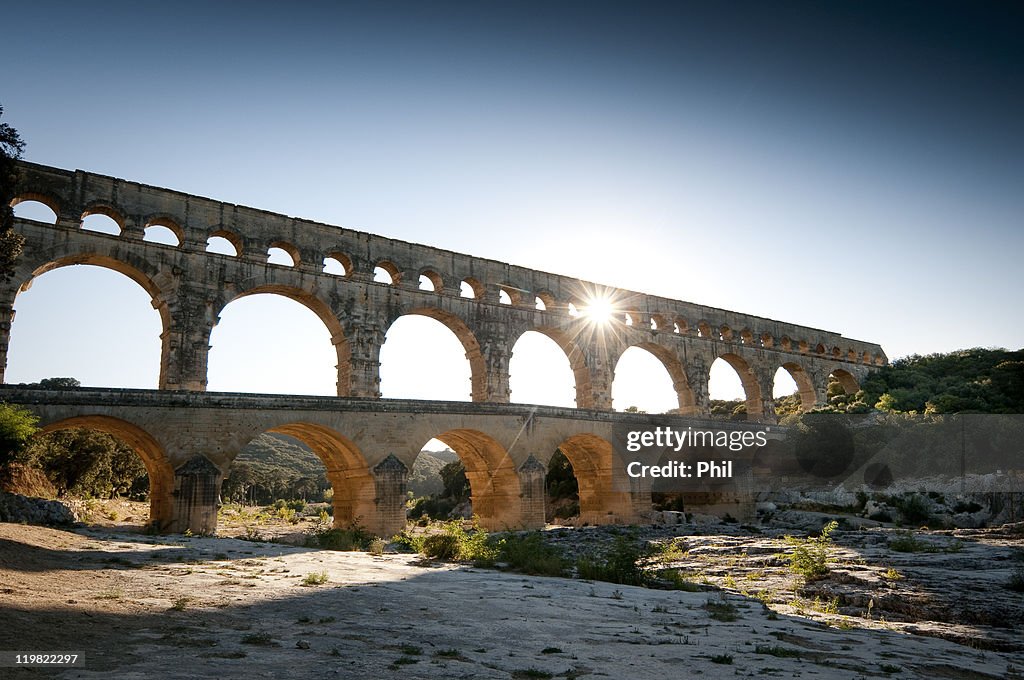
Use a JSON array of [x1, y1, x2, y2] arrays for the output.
[[784, 520, 838, 581], [301, 570, 328, 586], [368, 537, 386, 556], [704, 595, 739, 622]]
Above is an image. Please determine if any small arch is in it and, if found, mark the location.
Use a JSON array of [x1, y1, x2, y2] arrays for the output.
[[798, 340, 809, 354], [697, 321, 711, 338], [81, 205, 124, 235], [11, 194, 59, 223], [373, 260, 401, 285], [719, 326, 733, 342], [780, 336, 792, 351], [874, 354, 885, 366], [650, 314, 667, 331], [498, 285, 520, 306], [862, 351, 873, 364], [418, 270, 443, 292], [815, 343, 827, 355], [673, 317, 687, 335], [207, 229, 242, 256], [830, 368, 860, 395], [761, 332, 774, 348], [847, 349, 857, 362], [623, 312, 634, 327], [267, 241, 299, 267], [535, 291, 555, 311], [38, 415, 175, 529], [143, 216, 182, 246], [323, 252, 352, 276], [831, 346, 842, 359], [460, 277, 483, 299], [567, 302, 580, 317], [740, 328, 753, 345]]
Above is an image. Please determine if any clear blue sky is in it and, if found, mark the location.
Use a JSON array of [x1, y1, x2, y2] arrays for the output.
[[4, 1, 1022, 412]]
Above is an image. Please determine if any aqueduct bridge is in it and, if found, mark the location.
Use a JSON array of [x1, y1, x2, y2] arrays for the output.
[[2, 162, 886, 534]]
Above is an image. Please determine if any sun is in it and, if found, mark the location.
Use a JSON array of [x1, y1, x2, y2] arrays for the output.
[[584, 295, 616, 324]]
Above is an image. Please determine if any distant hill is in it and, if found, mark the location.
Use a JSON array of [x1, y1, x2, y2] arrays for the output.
[[236, 433, 326, 477], [410, 449, 458, 497]]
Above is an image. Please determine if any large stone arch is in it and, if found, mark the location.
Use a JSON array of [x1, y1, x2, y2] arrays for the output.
[[828, 366, 861, 395], [260, 422, 374, 528], [215, 284, 350, 396], [3, 253, 172, 387], [556, 433, 638, 524], [38, 415, 175, 528], [386, 306, 487, 402], [620, 341, 696, 414], [717, 352, 764, 419], [779, 360, 817, 412], [518, 326, 592, 407], [432, 428, 521, 530]]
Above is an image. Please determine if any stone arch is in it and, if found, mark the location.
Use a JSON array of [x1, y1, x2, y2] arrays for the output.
[[219, 285, 349, 396], [556, 433, 636, 524], [38, 415, 174, 528], [261, 422, 374, 528], [829, 367, 860, 395], [618, 342, 696, 414], [10, 192, 61, 222], [716, 352, 764, 419], [323, 251, 352, 276], [778, 361, 816, 412], [143, 215, 183, 246], [460, 277, 484, 299], [518, 326, 592, 408], [373, 260, 401, 285], [417, 268, 444, 292], [389, 307, 487, 401], [267, 241, 300, 267], [81, 202, 125, 228], [207, 228, 242, 256], [431, 429, 521, 530], [534, 291, 556, 311]]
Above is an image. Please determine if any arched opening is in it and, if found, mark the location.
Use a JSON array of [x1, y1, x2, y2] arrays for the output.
[[557, 433, 636, 524], [379, 310, 482, 401], [207, 290, 342, 396], [514, 327, 590, 408], [267, 243, 297, 267], [773, 363, 816, 415], [418, 270, 443, 292], [6, 263, 164, 388], [407, 439, 468, 522], [509, 330, 576, 407], [11, 196, 58, 223], [373, 261, 400, 285], [825, 368, 863, 411], [708, 354, 762, 420], [545, 449, 579, 523], [143, 224, 181, 246], [207, 230, 241, 256], [37, 416, 174, 529], [425, 429, 520, 530], [612, 344, 692, 414], [81, 210, 122, 235], [323, 252, 352, 276], [222, 422, 372, 538], [498, 289, 513, 305], [567, 302, 580, 317], [460, 278, 483, 299]]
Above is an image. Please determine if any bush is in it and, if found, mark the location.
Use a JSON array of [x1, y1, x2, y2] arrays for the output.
[[575, 536, 648, 586], [307, 522, 373, 551], [493, 532, 569, 577], [892, 494, 931, 525], [418, 519, 495, 564], [784, 520, 837, 581]]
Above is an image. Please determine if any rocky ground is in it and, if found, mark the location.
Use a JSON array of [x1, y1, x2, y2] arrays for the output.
[[2, 498, 1023, 679]]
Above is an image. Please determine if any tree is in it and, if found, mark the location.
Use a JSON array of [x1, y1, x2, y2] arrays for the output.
[[0, 402, 39, 467], [0, 104, 26, 282]]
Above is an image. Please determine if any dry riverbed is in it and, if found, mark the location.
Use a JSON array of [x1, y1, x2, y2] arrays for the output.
[[2, 516, 1023, 679]]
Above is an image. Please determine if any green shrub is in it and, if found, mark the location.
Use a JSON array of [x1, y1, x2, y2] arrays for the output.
[[307, 522, 373, 551], [892, 494, 931, 525], [418, 520, 495, 564], [575, 536, 648, 586], [784, 520, 837, 580], [493, 532, 569, 577]]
